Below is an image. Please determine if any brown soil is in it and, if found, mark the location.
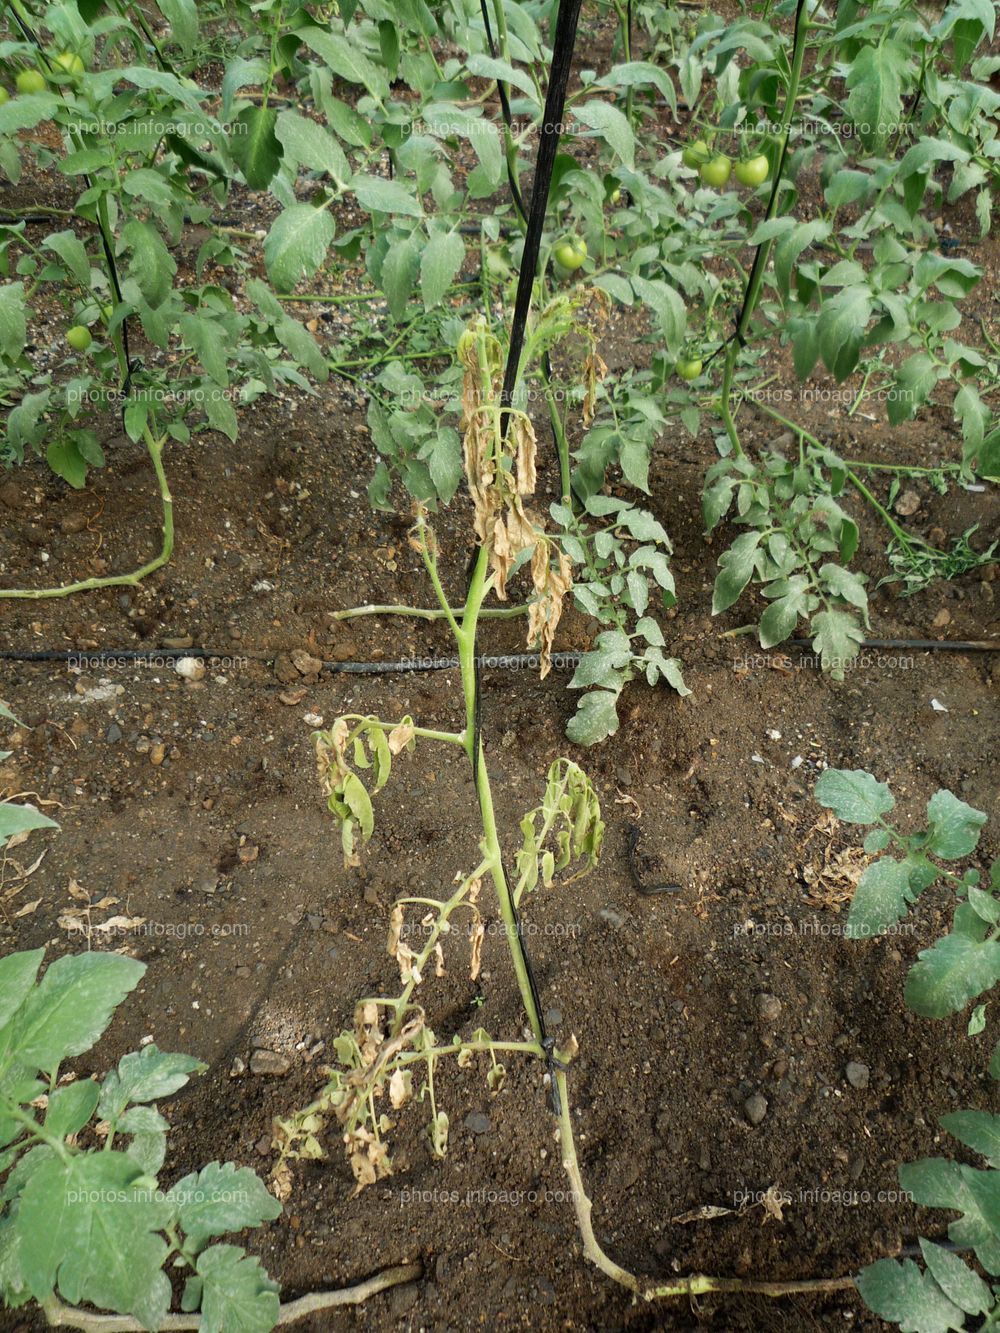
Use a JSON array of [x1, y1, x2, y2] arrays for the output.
[[2, 14, 1000, 1333]]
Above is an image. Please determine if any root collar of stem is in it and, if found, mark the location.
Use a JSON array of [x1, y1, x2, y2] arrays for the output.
[[41, 1262, 424, 1330], [0, 432, 173, 600], [554, 1071, 856, 1303]]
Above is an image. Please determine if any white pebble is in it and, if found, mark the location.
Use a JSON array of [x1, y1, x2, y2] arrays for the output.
[[174, 656, 206, 681]]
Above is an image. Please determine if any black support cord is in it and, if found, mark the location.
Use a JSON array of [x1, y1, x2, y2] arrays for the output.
[[478, 0, 528, 223], [498, 0, 585, 427]]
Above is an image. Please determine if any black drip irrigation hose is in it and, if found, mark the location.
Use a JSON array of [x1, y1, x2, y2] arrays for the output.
[[0, 647, 583, 671], [0, 639, 996, 672]]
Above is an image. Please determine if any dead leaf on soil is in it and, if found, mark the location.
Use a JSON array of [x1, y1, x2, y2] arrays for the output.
[[762, 1184, 787, 1223], [796, 810, 871, 909], [670, 1203, 737, 1225]]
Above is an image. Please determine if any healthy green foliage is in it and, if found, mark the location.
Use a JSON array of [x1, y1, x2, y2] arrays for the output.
[[705, 445, 866, 676], [0, 948, 281, 1330], [553, 495, 688, 744], [816, 769, 998, 1057], [818, 768, 1000, 1330]]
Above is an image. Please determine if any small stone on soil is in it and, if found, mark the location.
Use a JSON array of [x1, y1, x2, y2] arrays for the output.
[[175, 656, 206, 681], [744, 1094, 768, 1126], [464, 1112, 491, 1135], [250, 1050, 292, 1076], [846, 1061, 870, 1089], [291, 648, 323, 676], [756, 993, 782, 1024]]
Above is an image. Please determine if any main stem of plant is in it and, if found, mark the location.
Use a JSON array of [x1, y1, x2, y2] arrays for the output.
[[447, 541, 544, 1044]]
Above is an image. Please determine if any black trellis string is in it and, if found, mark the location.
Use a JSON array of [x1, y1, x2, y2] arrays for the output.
[[478, 0, 528, 223], [497, 0, 586, 431]]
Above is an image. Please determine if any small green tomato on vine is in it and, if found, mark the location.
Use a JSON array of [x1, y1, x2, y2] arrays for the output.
[[66, 325, 93, 352], [734, 155, 769, 187], [51, 51, 86, 75], [682, 139, 709, 168], [699, 154, 732, 188], [554, 236, 587, 271], [15, 68, 46, 94], [0, 87, 9, 106], [675, 356, 703, 381]]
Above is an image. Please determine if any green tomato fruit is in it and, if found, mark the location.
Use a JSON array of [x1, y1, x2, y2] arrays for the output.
[[52, 51, 86, 76], [699, 155, 732, 188], [66, 325, 93, 352], [553, 237, 587, 271], [15, 68, 47, 95], [735, 155, 769, 187], [609, 187, 622, 204], [0, 88, 9, 106], [675, 358, 703, 381], [682, 140, 708, 168]]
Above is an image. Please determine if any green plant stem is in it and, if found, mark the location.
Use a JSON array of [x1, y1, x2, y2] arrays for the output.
[[844, 459, 960, 476], [40, 1262, 425, 1330], [747, 398, 921, 551], [114, 0, 174, 71], [0, 1100, 69, 1162], [751, 400, 956, 477], [277, 290, 392, 305], [330, 603, 529, 622], [0, 429, 173, 600], [457, 544, 544, 1044], [341, 716, 465, 748], [611, 0, 635, 122], [843, 468, 913, 550]]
